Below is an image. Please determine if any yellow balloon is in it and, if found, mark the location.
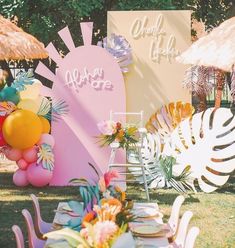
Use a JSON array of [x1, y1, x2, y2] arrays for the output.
[[17, 99, 40, 114], [39, 116, 51, 134], [2, 110, 42, 149], [19, 80, 42, 100]]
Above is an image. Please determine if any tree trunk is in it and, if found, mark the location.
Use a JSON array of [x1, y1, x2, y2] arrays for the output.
[[0, 60, 14, 86], [214, 70, 225, 109], [197, 93, 207, 112]]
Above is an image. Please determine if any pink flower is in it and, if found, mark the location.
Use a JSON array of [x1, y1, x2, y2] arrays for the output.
[[97, 120, 116, 135], [104, 170, 119, 187], [94, 221, 118, 244]]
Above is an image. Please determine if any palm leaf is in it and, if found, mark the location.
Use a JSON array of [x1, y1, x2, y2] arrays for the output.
[[88, 162, 101, 178], [37, 144, 54, 171], [168, 107, 235, 192], [11, 70, 35, 91], [38, 98, 69, 121], [44, 228, 90, 248]]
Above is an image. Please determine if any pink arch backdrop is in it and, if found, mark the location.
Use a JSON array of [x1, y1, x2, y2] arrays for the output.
[[36, 22, 126, 185]]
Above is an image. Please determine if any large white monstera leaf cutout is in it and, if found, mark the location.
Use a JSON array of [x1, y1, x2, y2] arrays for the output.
[[169, 108, 235, 192]]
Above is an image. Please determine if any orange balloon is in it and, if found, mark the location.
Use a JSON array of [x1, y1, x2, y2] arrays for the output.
[[2, 110, 42, 149], [39, 116, 51, 134]]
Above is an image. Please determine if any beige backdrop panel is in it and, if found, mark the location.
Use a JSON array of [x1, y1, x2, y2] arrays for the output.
[[108, 10, 191, 122]]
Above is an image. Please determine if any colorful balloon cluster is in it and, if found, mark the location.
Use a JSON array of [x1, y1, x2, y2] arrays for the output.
[[0, 71, 55, 187]]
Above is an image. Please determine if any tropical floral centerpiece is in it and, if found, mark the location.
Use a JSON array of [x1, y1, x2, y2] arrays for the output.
[[45, 164, 136, 247], [97, 120, 139, 149], [45, 198, 128, 248]]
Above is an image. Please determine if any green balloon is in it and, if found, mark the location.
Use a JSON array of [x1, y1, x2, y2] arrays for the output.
[[1, 87, 20, 105]]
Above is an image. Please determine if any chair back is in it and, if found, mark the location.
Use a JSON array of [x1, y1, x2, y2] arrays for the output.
[[174, 210, 193, 247], [110, 110, 144, 128], [168, 195, 185, 234], [22, 209, 45, 248], [30, 194, 43, 234], [30, 194, 52, 237], [12, 225, 25, 248], [184, 226, 200, 248]]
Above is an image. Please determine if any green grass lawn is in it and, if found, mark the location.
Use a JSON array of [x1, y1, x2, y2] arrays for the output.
[[0, 171, 234, 248]]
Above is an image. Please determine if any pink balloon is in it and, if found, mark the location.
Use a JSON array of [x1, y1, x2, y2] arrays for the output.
[[4, 147, 22, 161], [37, 134, 55, 148], [22, 146, 38, 163], [27, 162, 53, 187], [17, 158, 29, 170], [13, 169, 29, 187]]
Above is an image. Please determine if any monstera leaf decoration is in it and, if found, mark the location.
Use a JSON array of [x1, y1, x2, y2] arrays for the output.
[[168, 108, 235, 193], [146, 101, 194, 141]]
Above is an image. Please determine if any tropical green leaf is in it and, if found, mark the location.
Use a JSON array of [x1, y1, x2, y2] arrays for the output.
[[69, 178, 90, 186], [88, 162, 101, 178]]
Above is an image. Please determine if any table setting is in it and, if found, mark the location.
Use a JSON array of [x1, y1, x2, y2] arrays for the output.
[[45, 199, 169, 248]]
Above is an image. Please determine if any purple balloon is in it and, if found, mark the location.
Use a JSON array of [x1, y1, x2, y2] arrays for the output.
[[27, 162, 53, 187], [13, 169, 29, 187]]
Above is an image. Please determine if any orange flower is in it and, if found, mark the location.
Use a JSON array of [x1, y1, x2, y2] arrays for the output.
[[82, 211, 96, 226], [121, 191, 126, 202], [100, 198, 122, 208], [114, 186, 126, 201], [116, 129, 124, 142]]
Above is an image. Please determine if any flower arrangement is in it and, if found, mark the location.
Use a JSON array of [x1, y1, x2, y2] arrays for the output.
[[45, 164, 136, 248], [70, 163, 126, 213], [45, 198, 128, 248], [97, 120, 139, 149]]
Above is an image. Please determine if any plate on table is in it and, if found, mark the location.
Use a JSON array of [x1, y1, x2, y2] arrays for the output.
[[131, 224, 164, 237], [134, 207, 161, 219]]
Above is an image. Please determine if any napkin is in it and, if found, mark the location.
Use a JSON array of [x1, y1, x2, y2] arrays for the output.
[[62, 201, 84, 231], [111, 232, 135, 248], [63, 217, 82, 231], [68, 201, 84, 214]]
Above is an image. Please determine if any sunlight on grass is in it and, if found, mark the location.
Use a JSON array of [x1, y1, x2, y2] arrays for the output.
[[0, 171, 234, 248]]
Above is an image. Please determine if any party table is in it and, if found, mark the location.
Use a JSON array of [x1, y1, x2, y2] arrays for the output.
[[45, 202, 170, 248]]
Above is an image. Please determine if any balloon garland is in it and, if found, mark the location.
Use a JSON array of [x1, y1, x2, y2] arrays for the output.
[[0, 70, 67, 187]]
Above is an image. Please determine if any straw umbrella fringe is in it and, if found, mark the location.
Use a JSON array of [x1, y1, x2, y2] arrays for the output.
[[0, 15, 48, 60], [177, 17, 235, 108], [0, 15, 48, 84]]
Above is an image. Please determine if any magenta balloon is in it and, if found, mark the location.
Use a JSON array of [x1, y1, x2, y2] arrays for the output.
[[22, 146, 38, 163], [37, 134, 55, 148], [17, 158, 29, 170], [13, 169, 29, 187], [27, 162, 53, 187], [4, 147, 22, 161]]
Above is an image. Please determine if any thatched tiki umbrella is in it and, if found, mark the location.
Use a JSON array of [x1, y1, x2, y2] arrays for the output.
[[0, 15, 48, 83], [177, 17, 235, 108]]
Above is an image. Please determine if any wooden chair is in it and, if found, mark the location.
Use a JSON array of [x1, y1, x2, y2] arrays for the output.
[[30, 194, 52, 238], [166, 195, 185, 240], [108, 111, 151, 200], [22, 209, 46, 248], [171, 210, 193, 248], [12, 225, 25, 248], [184, 226, 200, 248]]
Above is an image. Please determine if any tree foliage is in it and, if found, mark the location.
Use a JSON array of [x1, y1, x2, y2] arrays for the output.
[[0, 0, 234, 49]]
